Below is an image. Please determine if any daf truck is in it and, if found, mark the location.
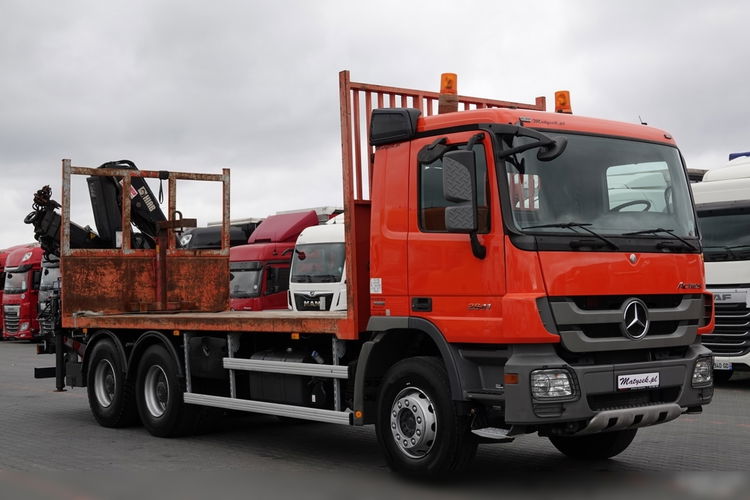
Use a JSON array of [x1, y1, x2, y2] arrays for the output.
[[3, 245, 43, 340], [692, 153, 750, 382]]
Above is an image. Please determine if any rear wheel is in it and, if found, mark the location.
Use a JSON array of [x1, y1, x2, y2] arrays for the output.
[[549, 429, 637, 460], [135, 344, 199, 437], [375, 357, 477, 478], [86, 339, 139, 427]]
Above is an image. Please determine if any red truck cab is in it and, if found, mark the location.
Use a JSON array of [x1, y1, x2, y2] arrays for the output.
[[3, 245, 43, 340], [229, 210, 319, 311]]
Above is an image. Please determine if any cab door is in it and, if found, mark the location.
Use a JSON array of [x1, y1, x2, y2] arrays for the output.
[[407, 132, 506, 343]]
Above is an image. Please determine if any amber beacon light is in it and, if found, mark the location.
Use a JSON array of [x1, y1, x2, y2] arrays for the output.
[[555, 90, 572, 114], [438, 72, 459, 114]]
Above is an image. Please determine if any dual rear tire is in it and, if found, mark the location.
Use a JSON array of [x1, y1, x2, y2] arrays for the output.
[[87, 340, 198, 437]]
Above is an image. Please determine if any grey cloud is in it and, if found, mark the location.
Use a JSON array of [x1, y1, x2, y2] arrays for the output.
[[1, 0, 749, 247]]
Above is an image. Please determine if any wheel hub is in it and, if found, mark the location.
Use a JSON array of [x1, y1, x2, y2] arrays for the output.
[[389, 387, 437, 458], [94, 359, 116, 408], [144, 365, 169, 418]]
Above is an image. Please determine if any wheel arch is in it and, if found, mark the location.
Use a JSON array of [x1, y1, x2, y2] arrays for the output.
[[83, 329, 128, 380], [353, 316, 470, 425], [126, 331, 184, 383]]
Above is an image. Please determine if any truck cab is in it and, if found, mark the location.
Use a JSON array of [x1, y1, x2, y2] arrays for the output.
[[3, 245, 43, 340], [692, 154, 750, 381], [38, 254, 61, 339], [289, 217, 346, 312], [229, 211, 319, 311]]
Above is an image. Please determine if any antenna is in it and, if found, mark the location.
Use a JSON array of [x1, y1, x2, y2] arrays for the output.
[[638, 115, 648, 126]]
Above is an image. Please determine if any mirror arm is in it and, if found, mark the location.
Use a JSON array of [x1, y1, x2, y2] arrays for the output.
[[470, 232, 486, 259]]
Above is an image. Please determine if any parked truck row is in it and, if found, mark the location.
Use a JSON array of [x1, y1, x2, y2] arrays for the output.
[[692, 152, 750, 382], [20, 71, 720, 478]]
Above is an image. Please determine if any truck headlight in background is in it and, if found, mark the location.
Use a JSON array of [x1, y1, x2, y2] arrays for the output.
[[19, 322, 30, 332], [530, 369, 575, 400], [692, 357, 713, 387]]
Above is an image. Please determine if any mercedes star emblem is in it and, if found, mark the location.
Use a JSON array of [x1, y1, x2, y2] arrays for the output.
[[621, 298, 649, 340]]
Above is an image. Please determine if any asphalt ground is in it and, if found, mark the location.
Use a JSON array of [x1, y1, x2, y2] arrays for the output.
[[1, 341, 748, 500]]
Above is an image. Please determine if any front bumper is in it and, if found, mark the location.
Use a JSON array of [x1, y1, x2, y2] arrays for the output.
[[503, 343, 714, 431]]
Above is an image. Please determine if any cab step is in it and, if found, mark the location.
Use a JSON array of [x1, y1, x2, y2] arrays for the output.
[[471, 427, 515, 442]]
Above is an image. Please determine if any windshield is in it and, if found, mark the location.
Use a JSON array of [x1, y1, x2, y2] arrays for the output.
[[291, 243, 345, 283], [40, 267, 61, 291], [502, 133, 696, 242], [4, 271, 29, 294], [696, 206, 750, 261], [229, 262, 262, 298]]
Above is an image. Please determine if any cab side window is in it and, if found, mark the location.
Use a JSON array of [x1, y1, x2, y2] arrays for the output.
[[266, 266, 291, 295], [419, 143, 489, 232]]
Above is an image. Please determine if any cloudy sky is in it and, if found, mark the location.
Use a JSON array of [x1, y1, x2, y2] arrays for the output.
[[1, 0, 748, 248]]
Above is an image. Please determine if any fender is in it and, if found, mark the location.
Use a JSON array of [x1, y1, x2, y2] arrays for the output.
[[83, 329, 128, 376], [354, 316, 471, 425], [127, 330, 185, 381]]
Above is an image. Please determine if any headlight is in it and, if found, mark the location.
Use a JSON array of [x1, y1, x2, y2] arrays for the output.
[[692, 357, 713, 387], [530, 369, 575, 400], [179, 233, 193, 247], [19, 322, 30, 332]]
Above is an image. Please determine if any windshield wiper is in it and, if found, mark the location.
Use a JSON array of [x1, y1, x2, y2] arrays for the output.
[[522, 222, 619, 250], [291, 274, 312, 283], [622, 228, 698, 251]]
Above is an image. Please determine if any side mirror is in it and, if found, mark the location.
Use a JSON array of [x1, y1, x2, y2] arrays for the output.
[[537, 136, 567, 161], [443, 150, 478, 233]]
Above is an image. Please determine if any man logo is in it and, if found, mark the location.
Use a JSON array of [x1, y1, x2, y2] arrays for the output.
[[621, 299, 649, 340]]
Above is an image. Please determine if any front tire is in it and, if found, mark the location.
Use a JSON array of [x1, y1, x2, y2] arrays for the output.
[[549, 429, 637, 460], [375, 356, 477, 478], [135, 344, 199, 437], [86, 339, 139, 427]]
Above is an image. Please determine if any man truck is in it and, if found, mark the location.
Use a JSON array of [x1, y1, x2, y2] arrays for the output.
[[33, 71, 714, 478], [289, 215, 347, 312], [692, 153, 750, 382], [229, 210, 319, 311]]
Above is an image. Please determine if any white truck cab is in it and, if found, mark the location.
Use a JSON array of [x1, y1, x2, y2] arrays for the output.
[[692, 154, 750, 381], [288, 217, 346, 312]]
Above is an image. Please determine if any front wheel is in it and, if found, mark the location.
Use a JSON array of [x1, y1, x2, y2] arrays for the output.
[[549, 429, 637, 460], [135, 344, 199, 437], [375, 356, 477, 478]]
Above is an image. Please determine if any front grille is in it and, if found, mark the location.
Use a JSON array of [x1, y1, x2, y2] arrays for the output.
[[570, 294, 688, 311], [550, 294, 701, 342], [3, 306, 20, 334], [702, 302, 750, 356], [293, 293, 334, 311], [588, 387, 680, 411], [40, 311, 55, 336]]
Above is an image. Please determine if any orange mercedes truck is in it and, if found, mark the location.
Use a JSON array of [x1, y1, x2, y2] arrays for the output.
[[34, 71, 714, 478]]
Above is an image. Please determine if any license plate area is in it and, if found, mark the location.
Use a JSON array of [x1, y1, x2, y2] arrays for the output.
[[714, 360, 732, 371], [617, 372, 660, 391]]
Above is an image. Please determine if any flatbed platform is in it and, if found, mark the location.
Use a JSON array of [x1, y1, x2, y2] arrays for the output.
[[66, 309, 349, 334]]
